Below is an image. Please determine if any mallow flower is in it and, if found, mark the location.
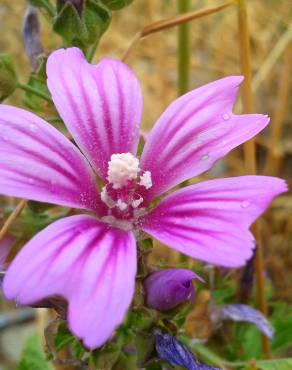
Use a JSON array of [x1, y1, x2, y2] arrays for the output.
[[0, 47, 286, 349], [144, 269, 202, 311]]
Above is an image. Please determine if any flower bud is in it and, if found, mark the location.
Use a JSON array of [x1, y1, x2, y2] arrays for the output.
[[22, 6, 44, 71], [144, 269, 203, 311]]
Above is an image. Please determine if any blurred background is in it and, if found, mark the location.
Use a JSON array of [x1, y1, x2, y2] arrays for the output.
[[0, 0, 291, 368]]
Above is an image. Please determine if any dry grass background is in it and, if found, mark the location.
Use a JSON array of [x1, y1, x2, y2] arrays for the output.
[[0, 0, 291, 368]]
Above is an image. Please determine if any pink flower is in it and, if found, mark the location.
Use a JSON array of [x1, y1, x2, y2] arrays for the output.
[[0, 47, 286, 349]]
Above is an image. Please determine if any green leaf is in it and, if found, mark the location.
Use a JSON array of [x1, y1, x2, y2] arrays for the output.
[[26, 0, 55, 17], [246, 358, 292, 370], [101, 0, 134, 10], [53, 2, 84, 45], [18, 335, 52, 370], [90, 341, 121, 368], [54, 323, 75, 352], [83, 0, 111, 44], [53, 0, 111, 48], [0, 53, 18, 102], [23, 57, 50, 111]]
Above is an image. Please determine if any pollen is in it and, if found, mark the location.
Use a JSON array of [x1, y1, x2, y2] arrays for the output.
[[139, 171, 152, 189], [107, 153, 140, 189]]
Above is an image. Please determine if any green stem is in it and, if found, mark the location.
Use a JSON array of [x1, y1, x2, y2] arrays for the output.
[[177, 0, 191, 96], [39, 0, 56, 17], [17, 83, 53, 104]]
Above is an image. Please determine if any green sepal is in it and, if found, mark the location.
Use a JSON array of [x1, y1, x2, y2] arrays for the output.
[[101, 0, 134, 10], [90, 341, 121, 368], [0, 53, 18, 102], [53, 2, 84, 46], [53, 0, 111, 48]]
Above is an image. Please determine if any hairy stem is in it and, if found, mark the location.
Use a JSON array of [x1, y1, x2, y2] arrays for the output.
[[0, 199, 27, 242]]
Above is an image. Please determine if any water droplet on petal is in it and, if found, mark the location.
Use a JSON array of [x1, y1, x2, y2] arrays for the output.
[[201, 154, 210, 161], [29, 123, 37, 131], [241, 200, 251, 208], [222, 113, 230, 121]]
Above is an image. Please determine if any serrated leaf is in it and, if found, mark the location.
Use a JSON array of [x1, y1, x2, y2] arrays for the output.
[[17, 335, 52, 370]]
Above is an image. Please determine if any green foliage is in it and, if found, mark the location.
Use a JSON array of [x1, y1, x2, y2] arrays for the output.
[[53, 0, 111, 48], [54, 323, 75, 351], [0, 53, 18, 102], [101, 0, 134, 10], [17, 335, 52, 370], [245, 358, 292, 370], [271, 303, 292, 353], [23, 56, 51, 111]]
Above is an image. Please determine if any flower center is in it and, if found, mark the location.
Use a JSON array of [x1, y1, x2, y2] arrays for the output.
[[100, 153, 152, 222]]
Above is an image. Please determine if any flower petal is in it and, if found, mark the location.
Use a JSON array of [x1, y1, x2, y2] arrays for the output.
[[46, 47, 143, 179], [211, 304, 274, 339], [140, 76, 269, 201], [3, 215, 137, 349], [139, 176, 287, 267], [0, 105, 102, 212]]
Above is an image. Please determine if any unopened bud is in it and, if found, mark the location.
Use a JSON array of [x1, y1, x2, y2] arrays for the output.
[[144, 269, 203, 311]]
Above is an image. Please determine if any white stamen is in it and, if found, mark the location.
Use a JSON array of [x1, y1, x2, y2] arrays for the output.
[[132, 197, 143, 208], [116, 199, 128, 211], [107, 153, 140, 189], [139, 171, 152, 189], [100, 186, 115, 208]]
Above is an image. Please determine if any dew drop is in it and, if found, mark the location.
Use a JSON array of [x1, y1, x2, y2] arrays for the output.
[[201, 154, 210, 161], [29, 123, 37, 131], [241, 200, 251, 208], [222, 113, 230, 121]]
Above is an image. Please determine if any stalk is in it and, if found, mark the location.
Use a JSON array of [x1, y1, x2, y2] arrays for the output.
[[17, 83, 53, 104], [177, 0, 191, 96], [122, 2, 235, 62], [237, 0, 270, 358], [264, 44, 291, 175], [0, 199, 27, 242]]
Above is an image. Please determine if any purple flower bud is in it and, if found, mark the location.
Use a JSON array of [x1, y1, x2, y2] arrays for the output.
[[22, 6, 43, 71], [144, 269, 203, 311]]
